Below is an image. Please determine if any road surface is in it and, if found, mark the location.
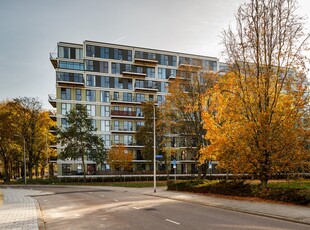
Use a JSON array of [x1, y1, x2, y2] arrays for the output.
[[29, 185, 309, 230]]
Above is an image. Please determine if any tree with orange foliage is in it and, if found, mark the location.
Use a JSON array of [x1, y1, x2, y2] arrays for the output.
[[202, 0, 310, 189], [107, 144, 133, 172]]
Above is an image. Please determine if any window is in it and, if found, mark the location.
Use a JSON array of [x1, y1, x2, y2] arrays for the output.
[[100, 91, 110, 102], [100, 47, 109, 59], [136, 93, 145, 102], [86, 104, 96, 116], [86, 45, 95, 57], [149, 94, 154, 101], [61, 88, 71, 100], [114, 121, 119, 131], [124, 121, 132, 131], [100, 76, 110, 88], [170, 69, 176, 77], [113, 92, 119, 100], [86, 90, 96, 101], [102, 134, 110, 147], [112, 63, 121, 74], [127, 50, 132, 61], [124, 135, 133, 145], [91, 119, 96, 129], [158, 68, 166, 79], [114, 135, 120, 144], [101, 120, 110, 132], [59, 61, 84, 70], [123, 92, 132, 102], [85, 60, 94, 71], [160, 82, 169, 93], [124, 107, 132, 112], [86, 75, 95, 86], [136, 107, 143, 117], [136, 121, 144, 128], [146, 68, 155, 78], [100, 105, 110, 117], [135, 80, 144, 88], [157, 95, 165, 105], [76, 89, 82, 101], [61, 103, 71, 115], [61, 118, 69, 129], [100, 62, 109, 73], [76, 49, 83, 60]]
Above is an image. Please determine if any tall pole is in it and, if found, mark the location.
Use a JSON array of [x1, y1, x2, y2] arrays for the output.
[[23, 137, 26, 186], [153, 103, 156, 193]]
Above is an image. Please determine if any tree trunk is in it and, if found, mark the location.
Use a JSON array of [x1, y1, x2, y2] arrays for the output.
[[260, 178, 268, 190], [3, 158, 10, 183], [82, 155, 86, 182], [197, 165, 202, 179]]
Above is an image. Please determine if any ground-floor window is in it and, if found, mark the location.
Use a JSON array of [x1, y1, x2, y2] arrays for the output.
[[62, 164, 72, 175]]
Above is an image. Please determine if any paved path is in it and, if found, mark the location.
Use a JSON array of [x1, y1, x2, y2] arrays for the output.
[[0, 187, 49, 230]]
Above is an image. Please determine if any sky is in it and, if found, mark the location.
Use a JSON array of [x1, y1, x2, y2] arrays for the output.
[[0, 0, 309, 110]]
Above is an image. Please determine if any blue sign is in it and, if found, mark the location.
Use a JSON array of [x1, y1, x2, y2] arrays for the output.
[[173, 159, 177, 168], [156, 155, 163, 158]]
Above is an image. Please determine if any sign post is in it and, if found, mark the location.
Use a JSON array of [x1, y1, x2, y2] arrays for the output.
[[173, 159, 177, 181]]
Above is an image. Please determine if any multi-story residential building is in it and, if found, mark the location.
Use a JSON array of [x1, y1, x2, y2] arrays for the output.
[[49, 40, 219, 176]]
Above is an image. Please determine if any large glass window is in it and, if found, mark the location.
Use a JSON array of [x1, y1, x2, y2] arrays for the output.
[[136, 107, 143, 117], [100, 91, 110, 102], [114, 121, 119, 131], [86, 45, 95, 57], [75, 89, 82, 101], [136, 94, 145, 102], [100, 105, 110, 117], [61, 118, 69, 129], [158, 68, 166, 79], [86, 90, 96, 101], [146, 68, 155, 78], [112, 63, 121, 74], [101, 120, 110, 132], [86, 75, 95, 86], [124, 121, 132, 131], [124, 135, 133, 145], [101, 134, 110, 147], [114, 135, 120, 144], [85, 60, 94, 71], [61, 103, 71, 115], [100, 76, 110, 88], [59, 61, 84, 70], [123, 92, 132, 102], [61, 88, 71, 100], [86, 104, 96, 116]]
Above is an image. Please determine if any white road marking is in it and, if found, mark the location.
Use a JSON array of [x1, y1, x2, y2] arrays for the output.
[[133, 207, 140, 210], [165, 219, 180, 225], [74, 214, 80, 217], [100, 195, 105, 197], [114, 199, 119, 202], [88, 192, 92, 194]]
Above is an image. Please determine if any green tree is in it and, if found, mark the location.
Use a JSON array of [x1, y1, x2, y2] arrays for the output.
[[204, 0, 310, 189], [58, 104, 106, 181]]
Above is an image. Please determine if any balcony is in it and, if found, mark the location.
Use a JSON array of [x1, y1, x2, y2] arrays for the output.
[[111, 126, 135, 133], [49, 110, 57, 122], [110, 98, 141, 105], [178, 63, 202, 72], [48, 94, 57, 108], [111, 110, 136, 117], [134, 83, 158, 92], [134, 58, 158, 67], [50, 52, 58, 69], [122, 71, 147, 78], [111, 141, 144, 148]]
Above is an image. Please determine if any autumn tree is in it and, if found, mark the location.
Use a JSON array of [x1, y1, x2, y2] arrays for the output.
[[107, 144, 133, 172], [164, 66, 218, 177], [0, 101, 20, 182], [203, 0, 310, 188], [58, 104, 106, 181]]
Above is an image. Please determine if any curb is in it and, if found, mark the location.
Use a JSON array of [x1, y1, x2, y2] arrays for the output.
[[145, 192, 310, 226]]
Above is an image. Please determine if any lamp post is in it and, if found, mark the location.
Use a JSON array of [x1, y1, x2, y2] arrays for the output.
[[152, 103, 156, 193], [142, 101, 157, 193]]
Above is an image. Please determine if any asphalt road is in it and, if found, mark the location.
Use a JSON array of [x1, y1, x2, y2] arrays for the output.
[[30, 185, 309, 230]]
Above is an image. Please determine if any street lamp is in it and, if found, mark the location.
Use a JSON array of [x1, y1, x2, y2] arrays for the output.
[[15, 135, 26, 186], [142, 101, 157, 193]]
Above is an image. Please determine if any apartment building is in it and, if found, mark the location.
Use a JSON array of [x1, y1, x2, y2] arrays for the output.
[[49, 40, 219, 176]]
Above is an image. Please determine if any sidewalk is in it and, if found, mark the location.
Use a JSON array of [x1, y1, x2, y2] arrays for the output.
[[0, 187, 48, 230]]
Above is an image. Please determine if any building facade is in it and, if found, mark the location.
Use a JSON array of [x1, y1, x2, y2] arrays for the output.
[[49, 40, 219, 176]]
